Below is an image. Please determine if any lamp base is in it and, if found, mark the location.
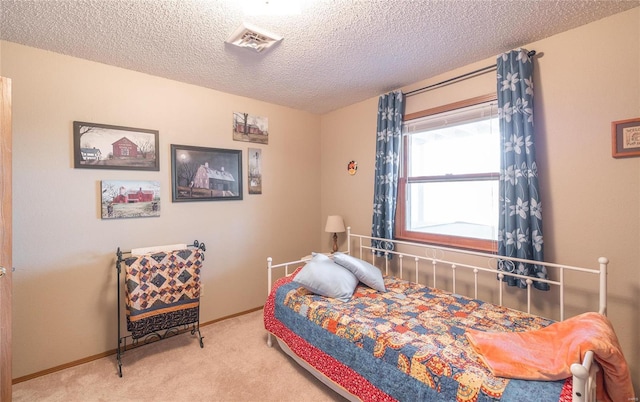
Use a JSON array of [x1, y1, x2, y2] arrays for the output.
[[332, 232, 338, 253]]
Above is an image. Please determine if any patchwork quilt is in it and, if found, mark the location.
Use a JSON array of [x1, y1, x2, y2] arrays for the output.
[[264, 271, 573, 402], [124, 248, 203, 339]]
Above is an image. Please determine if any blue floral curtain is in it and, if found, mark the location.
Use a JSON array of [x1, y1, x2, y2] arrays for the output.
[[497, 49, 548, 290], [371, 90, 404, 255]]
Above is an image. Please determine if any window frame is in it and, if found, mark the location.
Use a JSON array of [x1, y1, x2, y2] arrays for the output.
[[396, 94, 499, 253]]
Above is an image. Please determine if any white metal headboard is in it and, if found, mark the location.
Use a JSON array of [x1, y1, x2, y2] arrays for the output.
[[345, 227, 608, 320]]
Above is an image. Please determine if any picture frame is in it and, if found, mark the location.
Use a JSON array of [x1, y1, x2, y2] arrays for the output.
[[248, 147, 262, 195], [611, 117, 640, 158], [101, 180, 160, 219], [73, 121, 159, 170], [232, 112, 269, 144], [171, 144, 243, 202]]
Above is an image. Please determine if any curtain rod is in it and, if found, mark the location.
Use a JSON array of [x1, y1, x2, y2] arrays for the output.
[[405, 50, 536, 97]]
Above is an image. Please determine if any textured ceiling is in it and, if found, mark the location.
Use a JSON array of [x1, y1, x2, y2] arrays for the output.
[[1, 0, 638, 114]]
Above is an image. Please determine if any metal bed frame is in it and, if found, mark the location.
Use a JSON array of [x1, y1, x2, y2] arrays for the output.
[[266, 227, 608, 402]]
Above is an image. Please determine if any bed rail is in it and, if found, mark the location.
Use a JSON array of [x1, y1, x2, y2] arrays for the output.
[[346, 228, 608, 319]]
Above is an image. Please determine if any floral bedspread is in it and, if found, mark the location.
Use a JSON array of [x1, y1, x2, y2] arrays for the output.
[[265, 272, 572, 401]]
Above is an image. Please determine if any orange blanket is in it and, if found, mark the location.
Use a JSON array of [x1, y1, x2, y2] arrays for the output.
[[465, 312, 635, 402]]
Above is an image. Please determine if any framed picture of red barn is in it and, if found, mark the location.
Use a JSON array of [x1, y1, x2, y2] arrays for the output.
[[101, 180, 160, 219], [73, 121, 159, 171], [232, 112, 268, 144]]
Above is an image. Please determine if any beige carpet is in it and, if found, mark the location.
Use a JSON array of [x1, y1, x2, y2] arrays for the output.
[[13, 310, 346, 402]]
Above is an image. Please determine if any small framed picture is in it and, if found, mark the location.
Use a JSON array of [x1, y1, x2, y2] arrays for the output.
[[611, 118, 640, 158], [101, 180, 160, 219], [248, 148, 262, 194], [171, 144, 243, 202], [232, 112, 268, 144], [73, 121, 159, 170]]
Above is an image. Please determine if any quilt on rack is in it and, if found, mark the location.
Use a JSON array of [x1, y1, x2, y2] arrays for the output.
[[264, 270, 573, 402], [124, 248, 203, 339]]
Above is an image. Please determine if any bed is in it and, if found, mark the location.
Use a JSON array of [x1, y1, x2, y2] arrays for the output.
[[264, 229, 634, 402]]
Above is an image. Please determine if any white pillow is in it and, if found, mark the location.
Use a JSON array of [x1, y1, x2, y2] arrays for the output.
[[293, 253, 358, 302], [333, 252, 386, 292]]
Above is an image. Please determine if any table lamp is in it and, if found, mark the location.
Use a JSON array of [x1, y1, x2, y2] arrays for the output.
[[325, 215, 345, 253]]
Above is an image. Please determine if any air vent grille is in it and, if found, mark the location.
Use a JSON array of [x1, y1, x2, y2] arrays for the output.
[[226, 23, 282, 53]]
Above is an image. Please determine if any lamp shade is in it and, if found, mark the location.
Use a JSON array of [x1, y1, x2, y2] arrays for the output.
[[325, 215, 345, 233]]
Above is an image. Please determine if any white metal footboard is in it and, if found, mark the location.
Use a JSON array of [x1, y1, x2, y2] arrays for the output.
[[571, 351, 598, 402], [265, 228, 609, 402]]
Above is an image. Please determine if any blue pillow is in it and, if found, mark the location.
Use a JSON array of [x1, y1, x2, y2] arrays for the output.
[[333, 252, 386, 292], [293, 253, 358, 302]]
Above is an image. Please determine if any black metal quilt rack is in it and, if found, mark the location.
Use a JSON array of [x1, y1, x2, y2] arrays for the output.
[[115, 240, 206, 377]]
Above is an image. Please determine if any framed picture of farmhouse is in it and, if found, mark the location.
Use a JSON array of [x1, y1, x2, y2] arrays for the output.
[[73, 121, 159, 171], [171, 144, 243, 202]]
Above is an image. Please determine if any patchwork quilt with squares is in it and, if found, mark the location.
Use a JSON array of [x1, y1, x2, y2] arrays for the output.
[[124, 248, 203, 339], [265, 272, 572, 401]]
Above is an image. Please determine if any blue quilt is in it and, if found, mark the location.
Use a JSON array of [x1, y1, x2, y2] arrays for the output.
[[271, 275, 568, 401]]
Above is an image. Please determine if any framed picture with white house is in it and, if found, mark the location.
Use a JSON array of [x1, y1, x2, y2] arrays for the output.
[[171, 144, 243, 202], [73, 121, 159, 171]]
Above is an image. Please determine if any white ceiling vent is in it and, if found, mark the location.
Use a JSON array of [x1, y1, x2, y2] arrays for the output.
[[226, 22, 283, 53]]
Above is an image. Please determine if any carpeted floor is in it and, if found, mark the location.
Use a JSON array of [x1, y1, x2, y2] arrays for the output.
[[12, 310, 345, 402]]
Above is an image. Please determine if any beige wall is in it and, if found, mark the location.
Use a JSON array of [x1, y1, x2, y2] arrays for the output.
[[321, 7, 640, 391], [1, 41, 322, 378]]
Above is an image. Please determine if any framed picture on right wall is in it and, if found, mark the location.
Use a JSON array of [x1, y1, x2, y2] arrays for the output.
[[611, 117, 640, 158]]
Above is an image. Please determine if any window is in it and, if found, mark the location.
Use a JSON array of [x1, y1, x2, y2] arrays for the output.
[[397, 95, 499, 252]]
